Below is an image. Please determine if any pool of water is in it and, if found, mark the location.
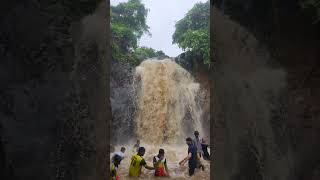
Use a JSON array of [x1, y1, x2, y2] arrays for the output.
[[111, 143, 210, 179]]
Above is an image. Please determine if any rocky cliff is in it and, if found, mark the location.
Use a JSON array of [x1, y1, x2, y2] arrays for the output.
[[211, 0, 320, 179], [0, 1, 110, 180], [110, 60, 136, 144]]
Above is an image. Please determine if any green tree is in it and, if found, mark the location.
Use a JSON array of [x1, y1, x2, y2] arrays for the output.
[[111, 23, 137, 61], [111, 0, 168, 65], [155, 50, 167, 57], [111, 0, 149, 63], [172, 1, 210, 65], [132, 47, 169, 61], [111, 0, 150, 38]]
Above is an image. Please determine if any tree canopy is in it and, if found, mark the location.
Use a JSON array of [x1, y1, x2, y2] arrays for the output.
[[111, 0, 150, 39], [172, 1, 210, 66], [133, 47, 168, 60], [111, 0, 167, 65]]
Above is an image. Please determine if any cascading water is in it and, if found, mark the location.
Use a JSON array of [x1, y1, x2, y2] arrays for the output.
[[133, 58, 204, 144], [111, 58, 210, 179]]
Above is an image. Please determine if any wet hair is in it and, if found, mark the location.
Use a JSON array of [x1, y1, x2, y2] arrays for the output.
[[194, 131, 199, 135], [121, 147, 126, 151], [138, 147, 145, 154], [159, 148, 165, 155], [186, 137, 193, 142]]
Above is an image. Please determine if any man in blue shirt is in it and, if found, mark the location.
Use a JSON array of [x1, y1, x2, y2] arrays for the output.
[[179, 137, 198, 176]]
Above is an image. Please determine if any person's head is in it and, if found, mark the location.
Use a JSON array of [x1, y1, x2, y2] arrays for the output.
[[158, 148, 165, 157], [113, 154, 122, 166], [138, 147, 145, 156], [194, 131, 199, 138], [120, 147, 126, 153], [136, 140, 140, 144], [186, 137, 193, 145]]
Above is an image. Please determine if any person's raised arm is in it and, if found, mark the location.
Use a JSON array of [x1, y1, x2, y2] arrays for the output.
[[201, 142, 210, 146], [201, 138, 210, 146]]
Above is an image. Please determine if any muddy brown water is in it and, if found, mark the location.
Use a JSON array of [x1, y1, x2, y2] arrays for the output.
[[111, 144, 210, 179]]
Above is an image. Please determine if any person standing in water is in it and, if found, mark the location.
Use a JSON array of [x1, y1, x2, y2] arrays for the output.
[[112, 147, 126, 163], [133, 140, 140, 152], [193, 131, 205, 170], [201, 138, 210, 161], [111, 155, 122, 180], [179, 137, 198, 176], [129, 147, 155, 177], [153, 149, 170, 177]]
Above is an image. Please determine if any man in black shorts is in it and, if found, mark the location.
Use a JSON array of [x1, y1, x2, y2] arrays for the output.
[[179, 137, 198, 176]]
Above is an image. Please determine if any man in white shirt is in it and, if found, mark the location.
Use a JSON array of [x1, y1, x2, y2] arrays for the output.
[[112, 147, 126, 162]]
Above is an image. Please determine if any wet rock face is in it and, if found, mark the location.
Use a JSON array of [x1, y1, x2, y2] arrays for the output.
[[214, 0, 319, 42], [214, 0, 274, 36], [212, 8, 287, 180], [174, 53, 195, 74], [0, 1, 109, 180], [110, 61, 136, 144], [212, 2, 320, 180]]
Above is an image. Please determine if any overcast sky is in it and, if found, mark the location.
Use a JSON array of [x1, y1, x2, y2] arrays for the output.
[[110, 0, 208, 57]]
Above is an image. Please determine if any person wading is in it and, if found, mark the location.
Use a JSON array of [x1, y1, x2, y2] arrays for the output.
[[201, 138, 210, 161], [111, 155, 122, 180], [193, 131, 205, 170], [112, 147, 126, 163], [129, 147, 154, 177], [153, 149, 170, 177], [133, 140, 140, 153], [179, 137, 198, 176]]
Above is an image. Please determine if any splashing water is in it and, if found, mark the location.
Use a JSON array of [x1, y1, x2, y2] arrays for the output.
[[111, 58, 210, 179], [112, 143, 210, 179], [133, 59, 204, 144]]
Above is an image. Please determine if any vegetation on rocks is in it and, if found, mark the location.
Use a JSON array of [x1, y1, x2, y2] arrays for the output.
[[173, 1, 210, 67], [111, 0, 168, 65]]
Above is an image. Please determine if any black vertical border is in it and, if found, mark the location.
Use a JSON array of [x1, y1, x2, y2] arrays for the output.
[[105, 0, 111, 179], [210, 0, 215, 180]]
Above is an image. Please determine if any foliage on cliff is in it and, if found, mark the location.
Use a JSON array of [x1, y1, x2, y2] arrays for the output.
[[173, 1, 210, 66], [133, 47, 168, 60], [111, 0, 168, 65]]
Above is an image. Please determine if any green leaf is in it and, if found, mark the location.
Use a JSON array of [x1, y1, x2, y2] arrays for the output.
[[172, 1, 211, 67]]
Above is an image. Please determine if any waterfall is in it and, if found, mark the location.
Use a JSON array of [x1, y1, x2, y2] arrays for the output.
[[133, 58, 203, 144], [111, 58, 210, 179]]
